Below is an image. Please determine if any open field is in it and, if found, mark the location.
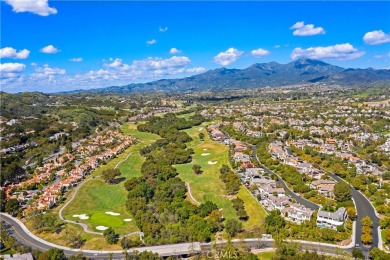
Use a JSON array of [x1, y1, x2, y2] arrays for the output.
[[60, 122, 159, 236], [237, 187, 267, 231], [175, 124, 267, 230]]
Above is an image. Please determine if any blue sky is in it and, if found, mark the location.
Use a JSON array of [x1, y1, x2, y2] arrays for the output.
[[1, 1, 390, 93]]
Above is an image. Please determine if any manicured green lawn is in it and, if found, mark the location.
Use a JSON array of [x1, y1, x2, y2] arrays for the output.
[[256, 250, 275, 260], [175, 124, 267, 231], [237, 187, 267, 231], [175, 124, 238, 220], [61, 122, 159, 235], [89, 212, 125, 227], [177, 112, 195, 120]]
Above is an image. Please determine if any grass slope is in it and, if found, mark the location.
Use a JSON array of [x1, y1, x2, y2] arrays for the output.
[[61, 122, 159, 236], [175, 124, 267, 230]]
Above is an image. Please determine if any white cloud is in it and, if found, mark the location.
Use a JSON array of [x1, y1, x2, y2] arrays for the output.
[[291, 43, 365, 60], [69, 57, 83, 62], [0, 47, 30, 59], [251, 48, 270, 58], [170, 48, 181, 54], [186, 67, 206, 73], [40, 45, 60, 54], [5, 0, 57, 16], [363, 30, 390, 45], [0, 63, 26, 73], [1, 55, 205, 93], [290, 21, 325, 36], [274, 45, 281, 49], [105, 58, 123, 68], [159, 26, 168, 32], [33, 64, 65, 76], [214, 48, 244, 66], [30, 62, 37, 66], [130, 56, 191, 70], [146, 39, 157, 45]]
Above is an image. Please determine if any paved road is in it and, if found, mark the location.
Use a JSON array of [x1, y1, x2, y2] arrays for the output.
[[1, 213, 201, 258], [251, 145, 320, 211], [326, 172, 380, 250], [2, 213, 355, 259]]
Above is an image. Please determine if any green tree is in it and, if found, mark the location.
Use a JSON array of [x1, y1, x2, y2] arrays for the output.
[[198, 201, 218, 217], [65, 230, 85, 248], [5, 198, 19, 216], [225, 218, 242, 237], [199, 132, 205, 141], [38, 248, 66, 260], [334, 181, 352, 202], [192, 164, 203, 175], [103, 227, 119, 244], [352, 248, 364, 259], [369, 247, 390, 260], [361, 233, 373, 245], [347, 207, 357, 220], [102, 168, 121, 184], [362, 216, 373, 228]]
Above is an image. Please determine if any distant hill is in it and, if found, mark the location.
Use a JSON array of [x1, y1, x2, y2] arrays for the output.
[[66, 58, 390, 94]]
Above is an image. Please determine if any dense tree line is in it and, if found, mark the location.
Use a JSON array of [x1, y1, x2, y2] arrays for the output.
[[125, 114, 223, 245], [219, 164, 241, 195], [231, 198, 248, 220]]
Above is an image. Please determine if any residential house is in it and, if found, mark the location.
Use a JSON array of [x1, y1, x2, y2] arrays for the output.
[[316, 207, 347, 230]]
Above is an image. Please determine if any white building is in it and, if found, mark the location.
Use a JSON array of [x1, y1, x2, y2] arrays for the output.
[[316, 207, 347, 230]]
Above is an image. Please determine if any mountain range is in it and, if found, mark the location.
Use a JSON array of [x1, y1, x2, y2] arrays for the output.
[[67, 58, 390, 94]]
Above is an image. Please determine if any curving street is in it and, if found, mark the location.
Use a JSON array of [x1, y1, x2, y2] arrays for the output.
[[326, 172, 380, 250], [252, 144, 381, 257], [251, 145, 320, 210], [1, 212, 355, 259]]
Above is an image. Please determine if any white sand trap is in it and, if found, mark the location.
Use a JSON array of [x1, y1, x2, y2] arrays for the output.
[[201, 153, 210, 156], [208, 161, 217, 165], [203, 149, 208, 151], [105, 211, 120, 216], [73, 214, 89, 220], [96, 226, 109, 231], [124, 218, 132, 222], [198, 128, 204, 131], [219, 208, 223, 211]]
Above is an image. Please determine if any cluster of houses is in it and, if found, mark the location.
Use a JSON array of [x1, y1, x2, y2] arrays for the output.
[[128, 107, 177, 121], [241, 167, 315, 224], [269, 141, 326, 180], [5, 131, 135, 212], [289, 139, 385, 176], [208, 124, 254, 168], [379, 137, 390, 154], [0, 141, 38, 155]]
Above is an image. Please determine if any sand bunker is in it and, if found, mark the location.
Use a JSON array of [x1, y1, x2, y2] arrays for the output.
[[96, 226, 109, 231], [105, 211, 120, 216], [208, 161, 217, 165], [203, 149, 208, 151], [124, 218, 132, 222], [201, 153, 210, 156], [73, 214, 89, 220], [198, 128, 204, 131]]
